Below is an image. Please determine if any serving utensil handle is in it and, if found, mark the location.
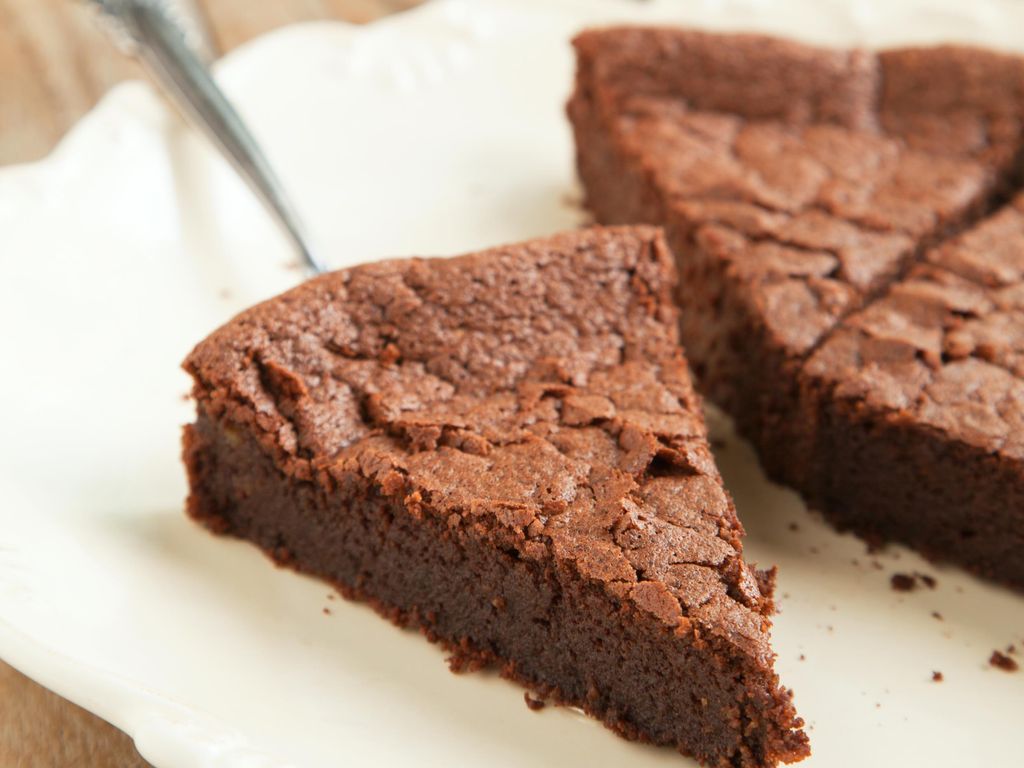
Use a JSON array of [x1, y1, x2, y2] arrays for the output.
[[90, 0, 327, 275]]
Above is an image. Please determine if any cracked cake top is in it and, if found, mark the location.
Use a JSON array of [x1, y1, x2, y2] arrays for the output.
[[806, 192, 1024, 459], [572, 28, 1024, 359], [185, 226, 774, 663]]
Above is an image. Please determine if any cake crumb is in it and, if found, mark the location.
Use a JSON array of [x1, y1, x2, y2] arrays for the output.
[[524, 692, 547, 711], [322, 607, 332, 616], [888, 571, 936, 591], [799, 654, 806, 661], [788, 522, 799, 532], [931, 671, 943, 682], [931, 611, 943, 621], [989, 650, 1019, 672], [890, 573, 916, 591]]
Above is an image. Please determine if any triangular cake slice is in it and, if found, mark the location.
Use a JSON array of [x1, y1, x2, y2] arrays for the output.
[[803, 194, 1024, 588], [183, 227, 808, 766], [569, 27, 1024, 582]]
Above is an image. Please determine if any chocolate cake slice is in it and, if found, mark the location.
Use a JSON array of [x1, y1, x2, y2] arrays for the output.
[[569, 27, 1024, 584], [183, 227, 808, 767], [803, 195, 1024, 588]]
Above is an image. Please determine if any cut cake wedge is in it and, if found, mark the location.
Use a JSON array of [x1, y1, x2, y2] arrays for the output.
[[183, 226, 808, 767]]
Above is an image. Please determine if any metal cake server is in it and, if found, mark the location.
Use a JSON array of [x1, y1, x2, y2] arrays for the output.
[[88, 0, 328, 275]]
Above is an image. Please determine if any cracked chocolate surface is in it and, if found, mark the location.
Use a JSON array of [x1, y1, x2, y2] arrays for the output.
[[808, 193, 1024, 459], [575, 29, 1024, 363], [185, 226, 772, 661]]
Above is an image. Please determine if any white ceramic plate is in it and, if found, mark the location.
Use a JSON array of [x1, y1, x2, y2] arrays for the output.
[[1, 1, 1023, 765]]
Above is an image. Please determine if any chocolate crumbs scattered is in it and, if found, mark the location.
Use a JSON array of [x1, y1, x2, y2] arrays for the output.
[[890, 572, 937, 592], [989, 650, 1019, 672], [890, 573, 916, 591], [524, 692, 547, 711]]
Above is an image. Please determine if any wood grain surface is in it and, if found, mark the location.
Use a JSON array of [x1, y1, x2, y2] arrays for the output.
[[0, 1, 421, 765], [0, 0, 421, 165]]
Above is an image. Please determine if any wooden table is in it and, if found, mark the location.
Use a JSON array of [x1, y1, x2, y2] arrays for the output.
[[0, 1, 419, 764]]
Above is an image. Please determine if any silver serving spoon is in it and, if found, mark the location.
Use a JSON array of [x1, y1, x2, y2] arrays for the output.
[[89, 0, 328, 275]]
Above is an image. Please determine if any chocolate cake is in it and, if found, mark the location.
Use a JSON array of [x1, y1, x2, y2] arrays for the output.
[[183, 227, 809, 767], [570, 27, 1024, 587], [804, 196, 1024, 587]]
